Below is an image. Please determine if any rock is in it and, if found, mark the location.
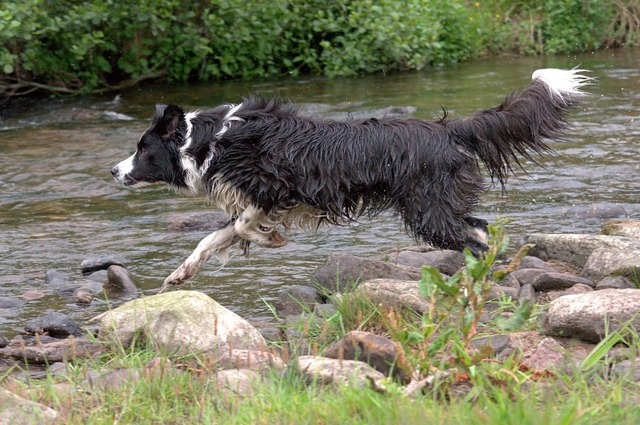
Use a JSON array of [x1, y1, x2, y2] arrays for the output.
[[86, 269, 109, 283], [80, 256, 127, 275], [546, 283, 593, 301], [542, 289, 640, 343], [470, 334, 512, 357], [391, 250, 465, 276], [21, 290, 45, 300], [565, 203, 627, 219], [0, 296, 25, 309], [0, 336, 102, 364], [98, 290, 267, 356], [107, 265, 138, 293], [354, 279, 429, 314], [0, 388, 58, 424], [510, 268, 546, 287], [517, 256, 560, 272], [44, 269, 69, 285], [322, 331, 411, 383], [215, 369, 262, 396], [275, 285, 322, 317], [523, 234, 640, 269], [581, 248, 640, 283], [167, 211, 230, 232], [518, 284, 537, 305], [495, 271, 520, 289], [25, 312, 83, 337], [84, 368, 141, 392], [610, 358, 640, 381], [487, 285, 519, 300], [225, 349, 285, 372], [521, 337, 565, 371], [532, 272, 594, 291], [601, 219, 640, 239], [596, 276, 635, 290], [313, 253, 420, 294], [293, 355, 386, 389]]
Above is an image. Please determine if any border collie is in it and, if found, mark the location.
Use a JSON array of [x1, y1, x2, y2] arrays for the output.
[[111, 69, 590, 291]]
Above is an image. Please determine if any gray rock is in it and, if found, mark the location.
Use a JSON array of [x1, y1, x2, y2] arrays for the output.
[[25, 312, 83, 337], [313, 253, 420, 294], [518, 284, 537, 305], [470, 334, 512, 357], [596, 276, 635, 290], [0, 388, 58, 424], [215, 369, 263, 396], [601, 219, 640, 239], [392, 250, 465, 276], [581, 248, 640, 283], [565, 203, 627, 219], [224, 349, 285, 372], [510, 268, 546, 287], [517, 256, 560, 272], [523, 234, 640, 269], [107, 265, 138, 293], [86, 269, 108, 283], [84, 368, 140, 392], [80, 256, 127, 275], [532, 272, 594, 291], [293, 355, 386, 389], [44, 269, 69, 285], [0, 296, 25, 309], [487, 285, 519, 300], [322, 331, 411, 383], [610, 358, 640, 381], [542, 289, 640, 343], [275, 285, 322, 317], [546, 283, 593, 302], [167, 211, 230, 232], [98, 290, 267, 356], [354, 279, 428, 314], [313, 303, 337, 318]]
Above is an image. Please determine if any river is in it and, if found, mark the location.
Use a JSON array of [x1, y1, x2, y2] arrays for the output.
[[1, 48, 638, 336]]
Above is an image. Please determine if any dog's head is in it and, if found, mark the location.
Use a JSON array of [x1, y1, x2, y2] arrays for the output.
[[111, 104, 188, 189]]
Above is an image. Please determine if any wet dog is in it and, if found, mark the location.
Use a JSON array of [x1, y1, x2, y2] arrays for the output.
[[111, 68, 590, 290]]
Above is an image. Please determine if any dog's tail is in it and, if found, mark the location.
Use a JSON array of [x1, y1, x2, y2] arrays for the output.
[[449, 68, 592, 186]]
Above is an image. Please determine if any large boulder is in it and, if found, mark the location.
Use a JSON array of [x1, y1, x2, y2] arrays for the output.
[[0, 388, 58, 424], [98, 291, 267, 356], [580, 248, 640, 283], [542, 289, 640, 343]]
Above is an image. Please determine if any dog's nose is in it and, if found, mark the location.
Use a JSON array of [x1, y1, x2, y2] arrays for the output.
[[110, 166, 119, 177]]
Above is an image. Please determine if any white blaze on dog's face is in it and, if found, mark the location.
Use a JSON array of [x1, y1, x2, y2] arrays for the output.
[[111, 104, 187, 189]]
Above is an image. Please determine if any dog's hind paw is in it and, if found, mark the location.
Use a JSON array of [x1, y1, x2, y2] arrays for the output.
[[163, 264, 195, 288]]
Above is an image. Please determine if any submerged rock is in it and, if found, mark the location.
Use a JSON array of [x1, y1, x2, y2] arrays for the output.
[[565, 203, 627, 219], [25, 312, 83, 337]]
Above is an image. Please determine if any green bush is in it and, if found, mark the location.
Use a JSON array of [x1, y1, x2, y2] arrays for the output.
[[0, 0, 636, 98]]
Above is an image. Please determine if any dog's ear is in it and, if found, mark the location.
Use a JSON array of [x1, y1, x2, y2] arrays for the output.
[[152, 104, 167, 124], [155, 104, 184, 140]]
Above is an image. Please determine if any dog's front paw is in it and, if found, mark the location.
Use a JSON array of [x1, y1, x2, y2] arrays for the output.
[[163, 264, 195, 287]]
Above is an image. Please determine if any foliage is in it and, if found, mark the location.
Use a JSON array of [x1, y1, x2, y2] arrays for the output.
[[1, 0, 637, 98]]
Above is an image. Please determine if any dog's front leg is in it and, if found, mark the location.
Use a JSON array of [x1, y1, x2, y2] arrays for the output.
[[161, 223, 240, 291]]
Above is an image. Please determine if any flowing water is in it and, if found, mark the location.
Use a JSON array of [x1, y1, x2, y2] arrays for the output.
[[1, 49, 638, 336]]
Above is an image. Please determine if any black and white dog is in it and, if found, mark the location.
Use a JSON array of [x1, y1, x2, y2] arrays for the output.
[[111, 69, 590, 290]]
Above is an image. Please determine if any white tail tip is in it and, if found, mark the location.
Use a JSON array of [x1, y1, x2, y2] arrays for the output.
[[532, 68, 593, 99]]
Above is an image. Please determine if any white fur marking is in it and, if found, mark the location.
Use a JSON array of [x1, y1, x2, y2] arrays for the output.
[[215, 103, 245, 137], [179, 111, 203, 194], [532, 68, 592, 100]]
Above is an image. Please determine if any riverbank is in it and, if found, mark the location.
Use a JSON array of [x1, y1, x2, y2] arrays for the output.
[[2, 219, 640, 423]]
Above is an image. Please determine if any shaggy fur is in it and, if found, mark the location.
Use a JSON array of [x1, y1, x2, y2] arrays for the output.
[[111, 68, 591, 290]]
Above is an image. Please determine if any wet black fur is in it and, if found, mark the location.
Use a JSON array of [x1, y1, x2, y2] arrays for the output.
[[125, 78, 579, 254]]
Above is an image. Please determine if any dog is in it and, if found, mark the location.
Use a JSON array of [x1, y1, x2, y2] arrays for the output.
[[111, 68, 590, 291]]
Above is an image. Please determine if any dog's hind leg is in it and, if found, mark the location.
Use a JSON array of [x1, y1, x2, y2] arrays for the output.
[[161, 222, 240, 291], [234, 205, 288, 248]]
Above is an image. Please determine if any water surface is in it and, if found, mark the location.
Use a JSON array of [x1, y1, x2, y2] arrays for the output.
[[1, 49, 638, 335]]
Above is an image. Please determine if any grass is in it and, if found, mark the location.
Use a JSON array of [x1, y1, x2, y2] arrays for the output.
[[4, 223, 640, 424]]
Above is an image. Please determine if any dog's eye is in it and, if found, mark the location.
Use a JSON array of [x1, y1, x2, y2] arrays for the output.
[[138, 148, 148, 157]]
